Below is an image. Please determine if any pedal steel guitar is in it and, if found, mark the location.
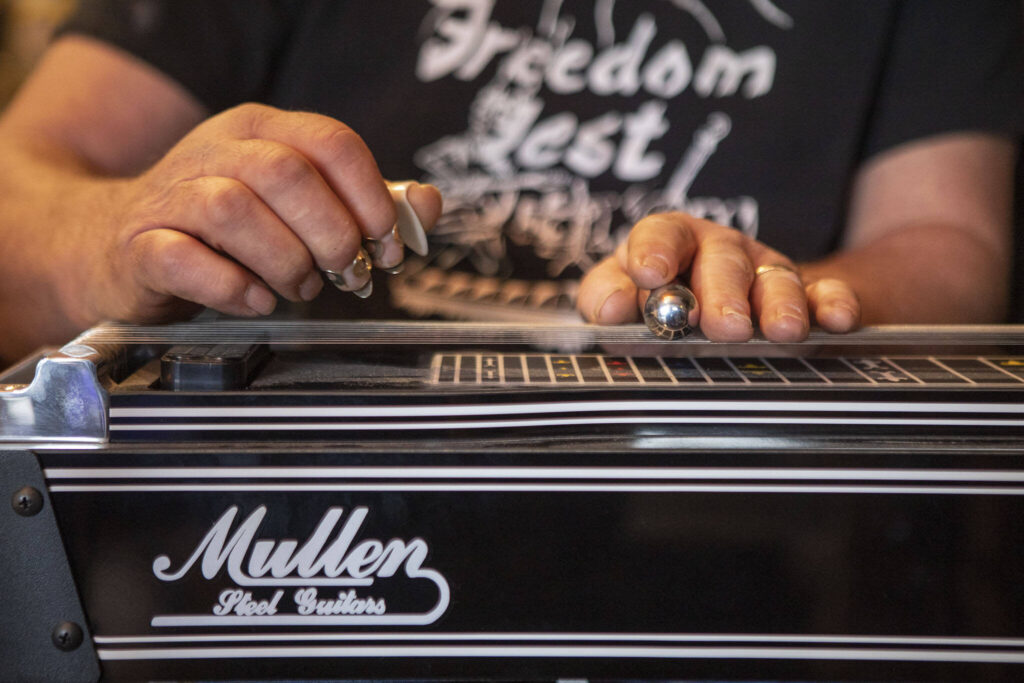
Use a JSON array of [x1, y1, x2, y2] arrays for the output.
[[2, 321, 1023, 681]]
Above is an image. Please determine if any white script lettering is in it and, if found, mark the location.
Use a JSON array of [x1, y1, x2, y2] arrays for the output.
[[152, 506, 447, 599], [212, 588, 283, 617], [294, 587, 387, 616]]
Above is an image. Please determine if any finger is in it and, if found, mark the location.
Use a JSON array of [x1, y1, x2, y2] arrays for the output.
[[405, 182, 443, 233], [220, 104, 396, 239], [578, 248, 641, 324], [621, 212, 699, 290], [163, 176, 322, 302], [364, 180, 442, 271], [688, 230, 755, 341], [806, 278, 861, 333], [129, 229, 277, 317], [750, 264, 809, 342], [198, 138, 364, 273]]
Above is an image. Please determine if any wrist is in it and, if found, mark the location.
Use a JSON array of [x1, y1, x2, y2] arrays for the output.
[[50, 176, 133, 331]]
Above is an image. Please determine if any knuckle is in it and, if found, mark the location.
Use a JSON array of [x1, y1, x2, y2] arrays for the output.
[[734, 256, 756, 281], [133, 232, 195, 290], [259, 145, 313, 192], [227, 102, 273, 128], [634, 212, 703, 254], [148, 234, 190, 279], [203, 179, 254, 226], [661, 211, 697, 225], [705, 243, 754, 279], [321, 126, 370, 167], [713, 228, 747, 248], [635, 211, 689, 234]]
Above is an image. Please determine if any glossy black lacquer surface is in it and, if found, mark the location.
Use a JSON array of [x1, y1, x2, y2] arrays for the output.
[[26, 343, 1024, 680], [38, 440, 1024, 682]]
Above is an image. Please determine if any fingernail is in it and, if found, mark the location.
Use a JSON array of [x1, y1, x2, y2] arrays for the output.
[[823, 300, 859, 327], [776, 314, 809, 339], [640, 254, 670, 281], [299, 271, 323, 301], [594, 287, 624, 322], [827, 300, 858, 318], [364, 224, 405, 273], [777, 304, 806, 325], [244, 284, 276, 315], [722, 305, 752, 328], [323, 248, 373, 295]]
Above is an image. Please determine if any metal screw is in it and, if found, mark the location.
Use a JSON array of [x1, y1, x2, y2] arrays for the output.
[[11, 486, 43, 516], [52, 622, 84, 651]]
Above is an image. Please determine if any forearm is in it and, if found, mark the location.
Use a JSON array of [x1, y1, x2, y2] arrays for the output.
[[0, 137, 124, 364], [800, 221, 1011, 325], [0, 36, 208, 367], [815, 133, 1016, 327]]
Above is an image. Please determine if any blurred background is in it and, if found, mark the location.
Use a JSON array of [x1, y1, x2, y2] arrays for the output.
[[0, 0, 74, 106]]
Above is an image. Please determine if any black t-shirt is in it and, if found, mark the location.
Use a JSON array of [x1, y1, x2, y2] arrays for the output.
[[61, 0, 1022, 305]]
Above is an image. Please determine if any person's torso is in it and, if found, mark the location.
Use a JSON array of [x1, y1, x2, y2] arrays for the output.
[[267, 0, 894, 287]]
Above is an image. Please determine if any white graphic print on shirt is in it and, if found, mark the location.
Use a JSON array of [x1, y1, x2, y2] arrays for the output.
[[413, 0, 791, 278]]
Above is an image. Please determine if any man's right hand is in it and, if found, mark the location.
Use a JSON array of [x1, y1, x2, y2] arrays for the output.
[[70, 103, 441, 327]]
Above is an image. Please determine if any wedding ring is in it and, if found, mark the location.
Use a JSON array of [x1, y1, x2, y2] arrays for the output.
[[755, 264, 799, 278]]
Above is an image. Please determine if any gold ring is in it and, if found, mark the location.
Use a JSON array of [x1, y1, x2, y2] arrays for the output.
[[755, 263, 799, 278]]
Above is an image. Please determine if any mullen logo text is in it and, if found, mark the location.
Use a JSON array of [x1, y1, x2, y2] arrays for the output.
[[149, 505, 450, 626]]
